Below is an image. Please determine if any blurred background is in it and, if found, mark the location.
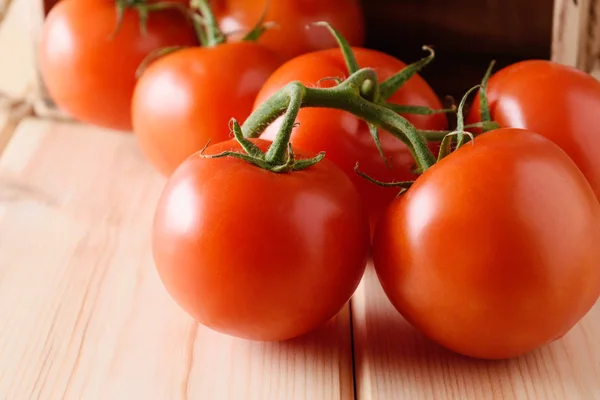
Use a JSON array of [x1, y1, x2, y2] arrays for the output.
[[363, 0, 552, 98], [0, 0, 553, 104]]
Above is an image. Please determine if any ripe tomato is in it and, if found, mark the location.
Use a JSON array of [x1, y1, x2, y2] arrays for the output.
[[152, 139, 370, 340], [468, 60, 600, 201], [373, 128, 600, 359], [132, 43, 281, 175], [213, 0, 364, 60], [40, 0, 198, 132], [253, 48, 447, 235]]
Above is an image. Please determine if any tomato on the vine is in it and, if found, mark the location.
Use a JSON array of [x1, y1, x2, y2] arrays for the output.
[[213, 0, 365, 60], [467, 60, 600, 200], [253, 47, 447, 234], [152, 138, 370, 341], [40, 0, 198, 132], [132, 42, 281, 175], [373, 128, 600, 360]]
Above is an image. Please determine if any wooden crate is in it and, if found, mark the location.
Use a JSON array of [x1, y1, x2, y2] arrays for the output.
[[552, 0, 600, 78]]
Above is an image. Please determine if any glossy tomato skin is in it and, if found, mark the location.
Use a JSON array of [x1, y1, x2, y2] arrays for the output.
[[213, 0, 364, 60], [373, 128, 600, 359], [132, 43, 281, 175], [254, 47, 447, 235], [468, 60, 600, 201], [40, 0, 198, 132], [152, 139, 370, 341]]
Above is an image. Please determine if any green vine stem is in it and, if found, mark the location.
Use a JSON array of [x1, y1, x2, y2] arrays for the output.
[[265, 86, 304, 164], [478, 60, 496, 132], [114, 0, 189, 37], [191, 0, 226, 46], [379, 46, 435, 100], [311, 22, 360, 74], [242, 0, 276, 42], [242, 68, 437, 172], [453, 84, 480, 148]]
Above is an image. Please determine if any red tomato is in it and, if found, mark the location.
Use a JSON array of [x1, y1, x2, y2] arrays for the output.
[[373, 128, 600, 359], [468, 60, 600, 200], [213, 0, 364, 60], [253, 48, 447, 235], [40, 0, 198, 132], [152, 139, 370, 340], [132, 43, 281, 175]]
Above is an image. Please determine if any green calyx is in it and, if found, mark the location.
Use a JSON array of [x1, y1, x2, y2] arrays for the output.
[[478, 60, 497, 133], [305, 22, 455, 164], [190, 0, 226, 46], [203, 115, 325, 173], [113, 0, 188, 37], [189, 0, 274, 46]]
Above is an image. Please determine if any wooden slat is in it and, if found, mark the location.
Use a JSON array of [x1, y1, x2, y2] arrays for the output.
[[552, 0, 600, 79], [352, 265, 600, 400], [0, 0, 35, 99], [0, 118, 354, 400]]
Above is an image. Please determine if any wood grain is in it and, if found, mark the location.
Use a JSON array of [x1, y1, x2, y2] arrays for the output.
[[552, 0, 600, 78], [352, 265, 600, 400], [0, 118, 354, 400]]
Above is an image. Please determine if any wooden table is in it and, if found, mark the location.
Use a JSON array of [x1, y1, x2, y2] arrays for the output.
[[0, 117, 599, 399]]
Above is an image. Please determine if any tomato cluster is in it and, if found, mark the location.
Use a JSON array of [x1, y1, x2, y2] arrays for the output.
[[40, 0, 600, 360]]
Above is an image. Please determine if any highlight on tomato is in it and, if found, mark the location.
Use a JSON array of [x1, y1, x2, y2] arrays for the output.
[[213, 0, 365, 61], [249, 24, 449, 235], [40, 0, 198, 132], [132, 0, 282, 176], [467, 60, 600, 201]]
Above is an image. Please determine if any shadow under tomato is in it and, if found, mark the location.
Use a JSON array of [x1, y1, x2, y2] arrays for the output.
[[351, 266, 568, 397]]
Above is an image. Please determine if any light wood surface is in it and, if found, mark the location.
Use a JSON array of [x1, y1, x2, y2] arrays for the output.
[[0, 118, 354, 400], [352, 265, 600, 400], [0, 0, 35, 99], [552, 0, 600, 78]]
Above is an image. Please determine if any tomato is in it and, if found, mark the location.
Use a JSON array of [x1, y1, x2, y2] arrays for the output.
[[40, 0, 198, 132], [468, 60, 600, 201], [213, 0, 364, 60], [253, 48, 447, 235], [152, 138, 370, 341], [132, 43, 281, 176], [373, 128, 600, 359]]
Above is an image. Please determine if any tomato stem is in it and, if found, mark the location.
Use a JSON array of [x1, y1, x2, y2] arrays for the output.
[[242, 68, 437, 172], [242, 0, 275, 42], [265, 84, 305, 164], [478, 60, 496, 132], [191, 0, 225, 46], [354, 163, 413, 192], [454, 85, 480, 147], [385, 103, 456, 116], [311, 22, 360, 74], [113, 0, 190, 38], [379, 46, 435, 100]]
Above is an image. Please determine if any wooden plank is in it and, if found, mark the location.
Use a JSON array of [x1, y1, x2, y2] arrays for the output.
[[352, 264, 600, 400], [0, 118, 354, 400], [0, 0, 36, 99], [552, 0, 600, 78]]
